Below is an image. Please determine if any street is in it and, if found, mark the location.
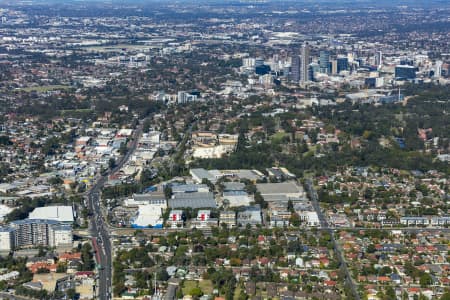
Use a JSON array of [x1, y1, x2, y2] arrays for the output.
[[86, 118, 146, 300], [305, 179, 361, 300]]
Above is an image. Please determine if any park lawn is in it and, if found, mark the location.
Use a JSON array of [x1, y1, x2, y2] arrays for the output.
[[182, 280, 198, 295], [198, 280, 213, 295], [271, 132, 290, 143]]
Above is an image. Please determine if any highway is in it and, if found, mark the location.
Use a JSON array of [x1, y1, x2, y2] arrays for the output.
[[86, 118, 145, 300], [305, 179, 361, 300]]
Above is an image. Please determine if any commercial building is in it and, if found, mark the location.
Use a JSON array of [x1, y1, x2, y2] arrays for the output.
[[290, 55, 300, 82], [220, 211, 236, 228], [169, 192, 217, 209], [191, 210, 218, 228], [395, 65, 416, 79], [223, 191, 252, 207], [28, 206, 74, 224], [171, 184, 209, 194], [222, 182, 252, 207], [0, 227, 15, 252], [299, 211, 320, 227], [237, 206, 262, 227], [256, 182, 306, 207], [337, 57, 349, 73], [319, 51, 330, 74], [130, 204, 164, 228], [434, 60, 443, 78], [190, 168, 221, 184], [300, 44, 310, 83], [166, 210, 184, 228], [49, 225, 73, 247], [375, 51, 383, 68], [177, 91, 198, 104], [125, 193, 167, 207]]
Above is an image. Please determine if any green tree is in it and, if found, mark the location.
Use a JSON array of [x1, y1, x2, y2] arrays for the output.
[[289, 213, 301, 227], [109, 158, 116, 169], [66, 288, 77, 300], [419, 273, 432, 287], [189, 287, 203, 298]]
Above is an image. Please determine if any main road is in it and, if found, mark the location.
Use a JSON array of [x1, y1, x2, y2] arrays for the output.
[[305, 179, 361, 300], [86, 118, 146, 300]]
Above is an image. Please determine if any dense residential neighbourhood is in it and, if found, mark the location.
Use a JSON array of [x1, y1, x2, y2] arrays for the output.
[[0, 0, 448, 299]]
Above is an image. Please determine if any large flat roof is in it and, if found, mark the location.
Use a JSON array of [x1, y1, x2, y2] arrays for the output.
[[256, 182, 304, 195], [28, 206, 74, 223], [169, 192, 216, 209]]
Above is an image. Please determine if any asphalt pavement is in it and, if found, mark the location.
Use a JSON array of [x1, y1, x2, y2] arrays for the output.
[[305, 179, 361, 300], [86, 119, 145, 300]]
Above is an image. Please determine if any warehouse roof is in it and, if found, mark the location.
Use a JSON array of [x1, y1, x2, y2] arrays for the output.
[[28, 206, 74, 223], [169, 192, 216, 209], [256, 182, 304, 195], [223, 182, 246, 192]]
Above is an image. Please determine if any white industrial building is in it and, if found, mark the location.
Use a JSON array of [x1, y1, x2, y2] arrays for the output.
[[223, 191, 252, 207], [190, 168, 222, 184], [256, 182, 306, 200], [28, 206, 74, 223], [300, 211, 320, 227], [131, 204, 164, 229], [125, 193, 167, 207]]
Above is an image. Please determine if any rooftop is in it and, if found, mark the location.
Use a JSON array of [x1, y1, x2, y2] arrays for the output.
[[28, 206, 74, 223]]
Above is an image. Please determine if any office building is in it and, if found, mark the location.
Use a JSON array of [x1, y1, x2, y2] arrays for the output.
[[255, 57, 264, 67], [395, 65, 416, 79], [434, 60, 443, 78], [300, 44, 310, 83], [177, 91, 198, 104], [375, 51, 383, 68], [242, 58, 256, 68], [337, 57, 349, 73], [331, 60, 338, 75], [365, 77, 384, 88], [290, 55, 300, 82], [319, 51, 330, 74]]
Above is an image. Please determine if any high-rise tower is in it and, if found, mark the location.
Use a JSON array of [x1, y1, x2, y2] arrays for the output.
[[290, 55, 300, 82], [300, 44, 310, 83], [319, 50, 330, 74]]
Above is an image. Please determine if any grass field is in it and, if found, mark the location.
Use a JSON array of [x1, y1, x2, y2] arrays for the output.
[[198, 280, 213, 295], [182, 280, 198, 295], [182, 280, 214, 296], [271, 132, 290, 143]]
